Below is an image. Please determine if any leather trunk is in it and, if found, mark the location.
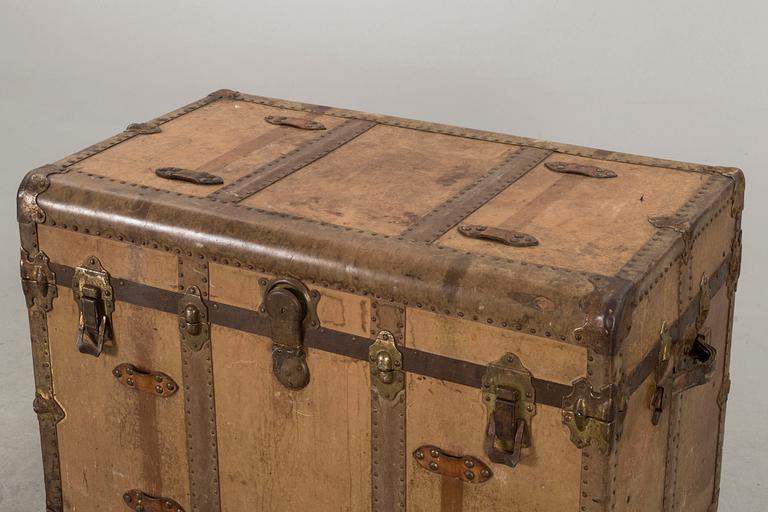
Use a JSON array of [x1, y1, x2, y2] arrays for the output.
[[17, 89, 743, 512]]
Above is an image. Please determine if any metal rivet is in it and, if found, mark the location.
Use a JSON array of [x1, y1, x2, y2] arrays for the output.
[[480, 468, 491, 478], [428, 462, 438, 471], [465, 470, 475, 480], [430, 449, 440, 458], [123, 493, 131, 503], [126, 378, 134, 386], [414, 450, 424, 460], [155, 385, 163, 394], [154, 375, 163, 383], [112, 369, 121, 378], [464, 459, 475, 469]]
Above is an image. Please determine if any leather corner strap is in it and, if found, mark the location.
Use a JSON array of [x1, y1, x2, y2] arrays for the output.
[[413, 445, 493, 484], [123, 490, 184, 512], [458, 224, 538, 247], [545, 161, 617, 179], [113, 363, 178, 397]]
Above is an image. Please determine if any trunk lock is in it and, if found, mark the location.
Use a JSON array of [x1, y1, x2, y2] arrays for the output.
[[482, 353, 536, 468], [72, 256, 114, 357], [260, 277, 320, 390]]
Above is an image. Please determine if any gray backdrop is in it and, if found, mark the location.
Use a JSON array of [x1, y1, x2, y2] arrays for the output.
[[1, 1, 765, 509]]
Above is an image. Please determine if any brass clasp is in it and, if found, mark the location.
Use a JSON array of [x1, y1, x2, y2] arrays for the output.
[[482, 353, 535, 468], [72, 257, 114, 357]]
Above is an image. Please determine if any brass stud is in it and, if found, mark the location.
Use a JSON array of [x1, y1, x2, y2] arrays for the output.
[[414, 450, 424, 460], [126, 378, 134, 386], [154, 375, 163, 383], [464, 459, 475, 469], [465, 470, 475, 480], [155, 385, 163, 394], [112, 369, 121, 378], [480, 468, 491, 478], [123, 493, 131, 503], [428, 462, 438, 471], [430, 448, 440, 458]]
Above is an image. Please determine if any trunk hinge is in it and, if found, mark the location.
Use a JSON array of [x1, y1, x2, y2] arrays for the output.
[[562, 378, 625, 454], [20, 249, 57, 312]]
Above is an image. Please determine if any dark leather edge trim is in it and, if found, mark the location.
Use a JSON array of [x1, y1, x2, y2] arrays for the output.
[[50, 262, 569, 408], [403, 147, 552, 243]]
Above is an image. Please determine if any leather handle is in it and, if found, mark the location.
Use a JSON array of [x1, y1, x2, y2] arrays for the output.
[[155, 167, 223, 185], [123, 490, 185, 512], [545, 161, 617, 178], [264, 115, 326, 131], [413, 445, 492, 483], [112, 363, 178, 397], [458, 225, 539, 247]]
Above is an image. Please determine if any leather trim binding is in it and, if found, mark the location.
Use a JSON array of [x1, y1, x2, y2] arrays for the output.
[[49, 262, 572, 408], [370, 302, 406, 512], [207, 119, 376, 203], [178, 256, 222, 512], [403, 147, 551, 243]]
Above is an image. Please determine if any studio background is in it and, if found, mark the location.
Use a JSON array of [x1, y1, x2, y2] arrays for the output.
[[1, 1, 765, 509]]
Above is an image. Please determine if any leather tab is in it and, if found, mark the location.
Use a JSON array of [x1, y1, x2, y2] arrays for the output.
[[413, 445, 492, 484], [113, 363, 178, 397], [122, 490, 184, 512]]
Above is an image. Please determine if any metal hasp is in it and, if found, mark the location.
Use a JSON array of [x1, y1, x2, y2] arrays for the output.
[[20, 249, 57, 311], [72, 256, 114, 357], [369, 330, 404, 400], [259, 277, 320, 390], [562, 378, 620, 453], [545, 161, 618, 178], [178, 286, 210, 351], [458, 224, 539, 247], [481, 353, 536, 468], [413, 445, 493, 484], [122, 490, 185, 512]]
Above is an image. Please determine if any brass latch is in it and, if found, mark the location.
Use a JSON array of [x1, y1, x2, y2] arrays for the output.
[[369, 330, 404, 400], [178, 286, 210, 351], [562, 378, 618, 453], [481, 353, 536, 468], [72, 257, 114, 357], [259, 277, 320, 390], [20, 249, 57, 311]]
